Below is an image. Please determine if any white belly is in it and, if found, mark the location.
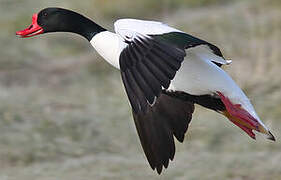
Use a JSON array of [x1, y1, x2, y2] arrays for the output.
[[172, 55, 225, 95], [172, 52, 239, 97]]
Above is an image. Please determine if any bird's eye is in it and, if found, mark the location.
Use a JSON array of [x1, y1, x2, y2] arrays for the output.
[[43, 12, 48, 17]]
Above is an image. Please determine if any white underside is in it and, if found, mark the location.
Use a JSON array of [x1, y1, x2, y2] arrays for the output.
[[171, 49, 262, 124], [171, 50, 266, 129]]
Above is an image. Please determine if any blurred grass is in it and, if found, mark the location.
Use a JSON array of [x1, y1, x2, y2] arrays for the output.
[[93, 0, 238, 19], [0, 0, 281, 179]]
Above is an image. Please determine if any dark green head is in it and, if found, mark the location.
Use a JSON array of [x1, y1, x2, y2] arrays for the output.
[[16, 7, 106, 41]]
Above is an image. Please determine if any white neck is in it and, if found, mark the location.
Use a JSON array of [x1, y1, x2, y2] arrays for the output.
[[90, 31, 126, 69]]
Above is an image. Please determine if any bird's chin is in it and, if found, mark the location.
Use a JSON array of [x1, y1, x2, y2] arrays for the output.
[[217, 91, 275, 141]]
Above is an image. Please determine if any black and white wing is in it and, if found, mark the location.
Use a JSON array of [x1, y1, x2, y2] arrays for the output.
[[114, 19, 227, 174], [119, 33, 186, 113]]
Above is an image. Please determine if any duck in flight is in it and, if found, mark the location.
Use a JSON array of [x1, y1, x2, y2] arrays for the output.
[[16, 7, 275, 174]]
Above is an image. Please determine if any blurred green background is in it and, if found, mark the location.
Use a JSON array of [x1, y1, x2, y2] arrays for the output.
[[0, 0, 281, 179]]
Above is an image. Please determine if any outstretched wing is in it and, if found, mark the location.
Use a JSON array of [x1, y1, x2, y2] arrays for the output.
[[115, 18, 227, 173]]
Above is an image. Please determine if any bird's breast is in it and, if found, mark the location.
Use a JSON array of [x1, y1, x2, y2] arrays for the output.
[[90, 31, 125, 69]]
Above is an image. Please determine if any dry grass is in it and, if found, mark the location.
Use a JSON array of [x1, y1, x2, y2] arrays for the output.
[[0, 0, 281, 179]]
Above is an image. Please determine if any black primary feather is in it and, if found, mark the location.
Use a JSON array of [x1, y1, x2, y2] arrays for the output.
[[120, 35, 186, 113], [132, 92, 195, 174]]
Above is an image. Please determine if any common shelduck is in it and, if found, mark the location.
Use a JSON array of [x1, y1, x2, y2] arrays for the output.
[[16, 7, 275, 174]]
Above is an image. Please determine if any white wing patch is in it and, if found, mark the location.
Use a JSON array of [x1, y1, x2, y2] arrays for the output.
[[114, 18, 181, 40], [187, 45, 231, 65]]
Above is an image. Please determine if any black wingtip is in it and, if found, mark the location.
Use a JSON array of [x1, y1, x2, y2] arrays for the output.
[[156, 166, 163, 174], [176, 134, 185, 143], [130, 92, 194, 175], [267, 131, 276, 141]]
